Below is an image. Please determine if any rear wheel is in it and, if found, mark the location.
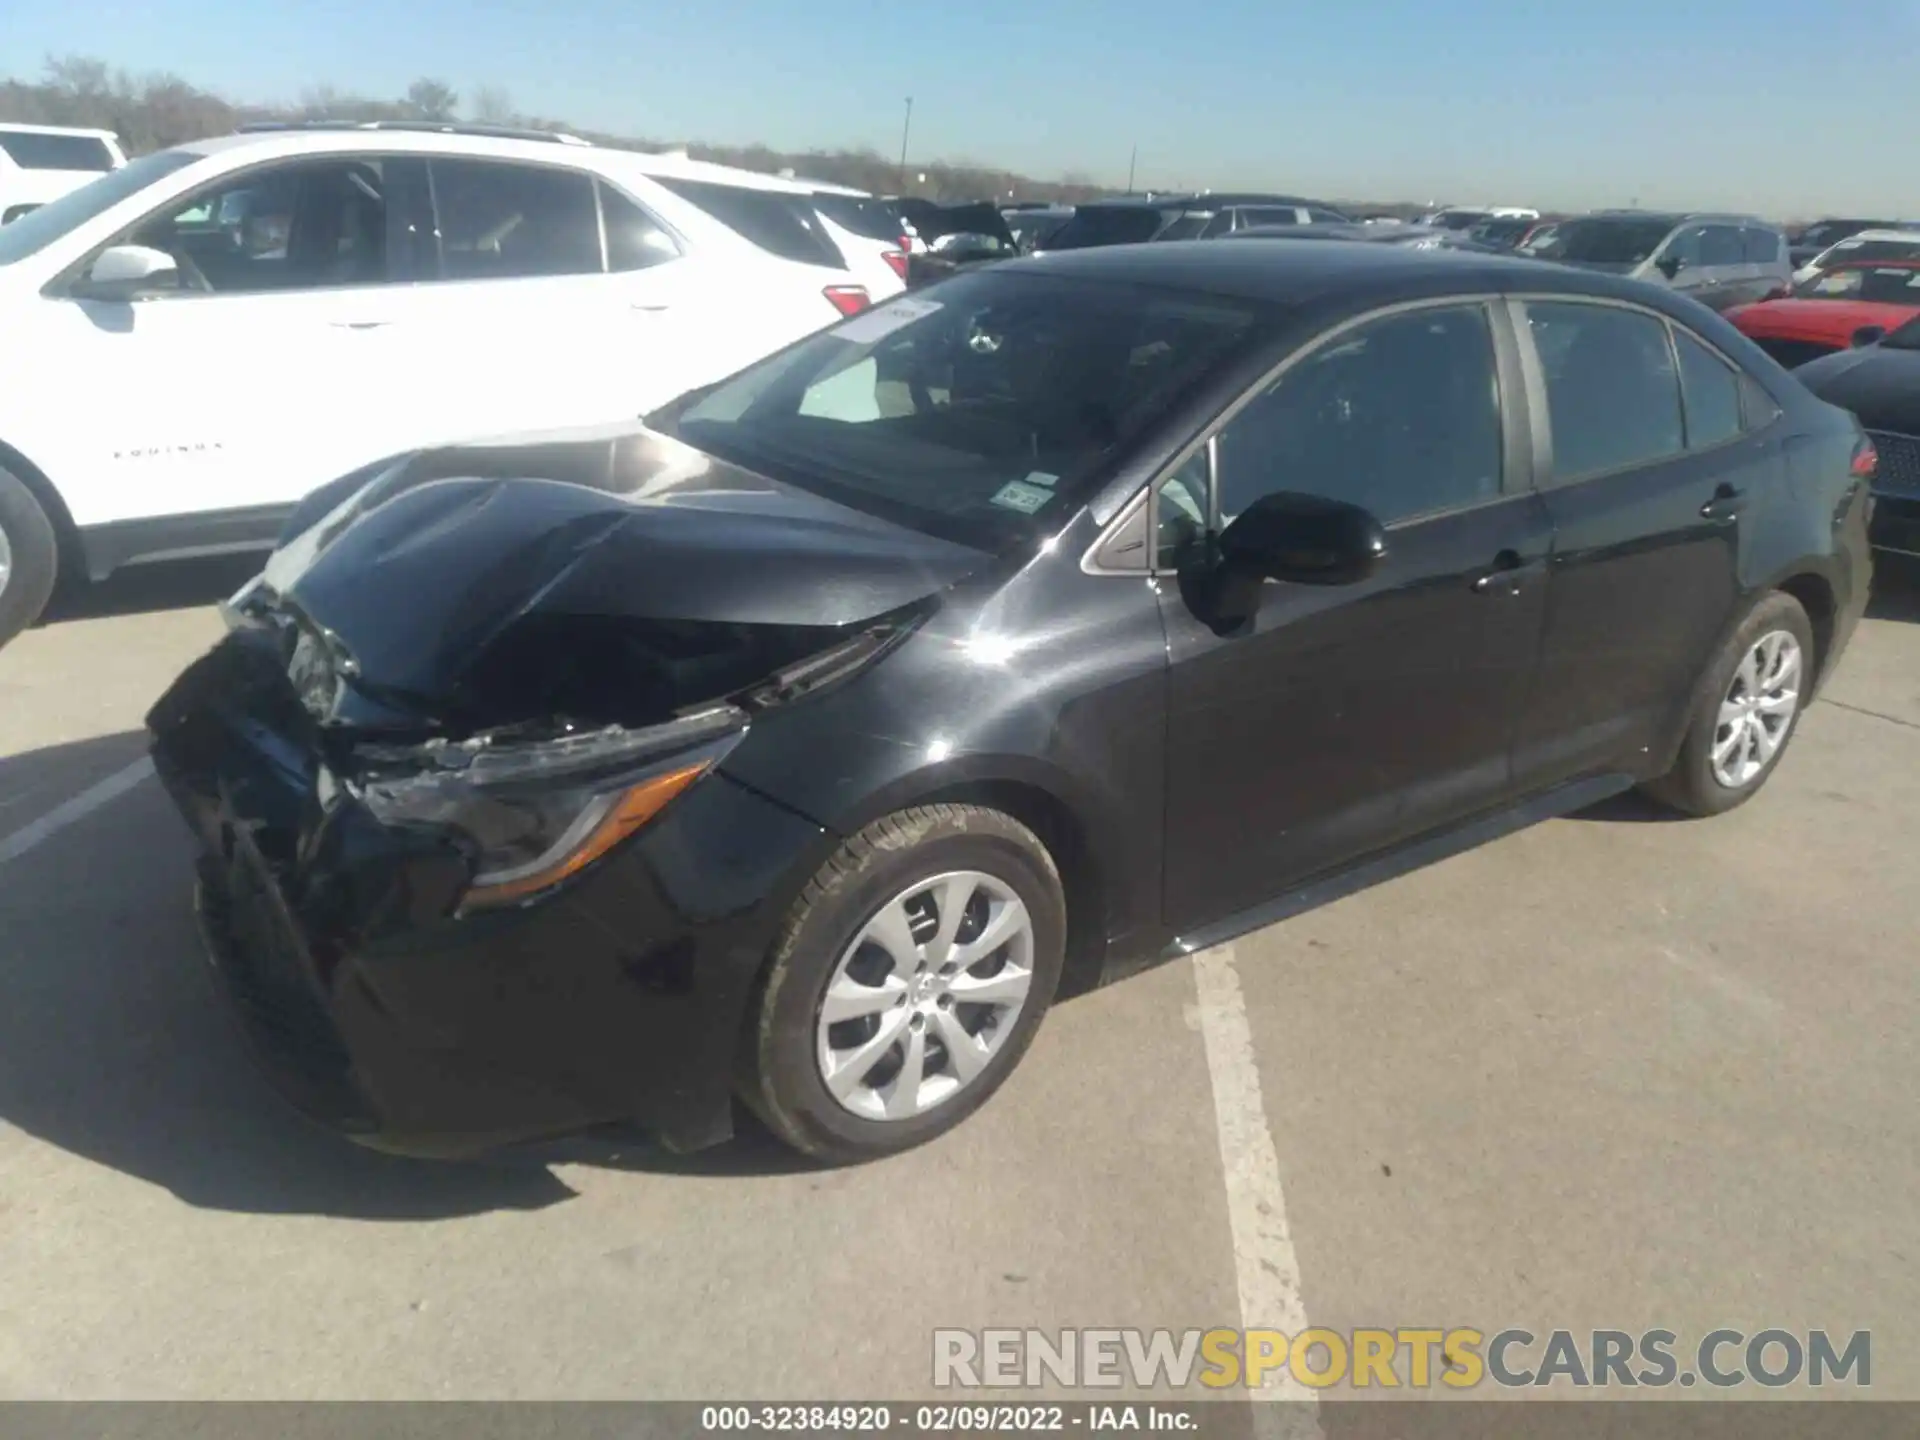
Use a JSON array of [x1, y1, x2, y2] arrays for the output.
[[1642, 591, 1813, 817], [0, 466, 60, 650], [740, 804, 1066, 1163]]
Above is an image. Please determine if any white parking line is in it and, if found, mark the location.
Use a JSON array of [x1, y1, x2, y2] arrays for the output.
[[0, 758, 154, 867], [1191, 943, 1323, 1434]]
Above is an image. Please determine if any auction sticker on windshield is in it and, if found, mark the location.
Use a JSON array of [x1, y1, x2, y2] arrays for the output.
[[991, 480, 1053, 514], [832, 296, 944, 344]]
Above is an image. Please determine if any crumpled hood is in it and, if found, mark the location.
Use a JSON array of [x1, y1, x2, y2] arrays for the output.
[[257, 422, 990, 718], [1794, 345, 1920, 433]]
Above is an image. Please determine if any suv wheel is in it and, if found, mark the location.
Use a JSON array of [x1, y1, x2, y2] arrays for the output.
[[1643, 591, 1814, 817], [741, 804, 1066, 1163], [0, 465, 59, 649]]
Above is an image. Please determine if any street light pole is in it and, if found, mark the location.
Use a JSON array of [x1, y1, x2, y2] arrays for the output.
[[1127, 144, 1137, 195], [898, 97, 913, 192]]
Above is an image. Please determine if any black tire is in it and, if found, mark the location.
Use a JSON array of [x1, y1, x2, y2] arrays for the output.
[[1641, 591, 1815, 817], [0, 465, 60, 650], [740, 804, 1066, 1163]]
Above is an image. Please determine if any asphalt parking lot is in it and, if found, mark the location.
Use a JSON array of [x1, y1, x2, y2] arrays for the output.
[[1, 556, 1917, 1404]]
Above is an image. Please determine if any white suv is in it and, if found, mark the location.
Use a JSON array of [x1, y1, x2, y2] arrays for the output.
[[0, 124, 126, 225], [0, 122, 886, 646]]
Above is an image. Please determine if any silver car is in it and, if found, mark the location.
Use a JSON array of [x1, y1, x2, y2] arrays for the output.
[[1531, 210, 1791, 312]]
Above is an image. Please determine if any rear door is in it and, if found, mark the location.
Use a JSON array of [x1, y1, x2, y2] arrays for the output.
[[1697, 223, 1751, 310], [1159, 299, 1553, 932], [1509, 297, 1773, 786], [1742, 225, 1790, 301]]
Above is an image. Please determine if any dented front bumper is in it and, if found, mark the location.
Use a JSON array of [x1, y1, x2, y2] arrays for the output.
[[148, 628, 829, 1158]]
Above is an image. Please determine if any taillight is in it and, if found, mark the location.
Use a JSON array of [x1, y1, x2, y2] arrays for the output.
[[824, 285, 871, 317], [1851, 435, 1878, 480], [882, 249, 908, 281]]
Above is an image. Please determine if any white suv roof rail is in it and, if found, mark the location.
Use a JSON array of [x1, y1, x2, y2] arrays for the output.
[[233, 120, 592, 147]]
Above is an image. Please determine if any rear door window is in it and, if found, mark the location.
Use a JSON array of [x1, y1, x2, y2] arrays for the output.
[[1742, 227, 1782, 264], [1155, 212, 1214, 241], [0, 131, 115, 171], [1699, 225, 1746, 267], [1526, 301, 1684, 480], [654, 177, 846, 268], [1674, 330, 1745, 449], [428, 159, 603, 280]]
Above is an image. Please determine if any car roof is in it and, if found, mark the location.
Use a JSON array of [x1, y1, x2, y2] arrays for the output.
[[0, 122, 119, 140], [1007, 236, 1669, 306], [171, 128, 826, 195]]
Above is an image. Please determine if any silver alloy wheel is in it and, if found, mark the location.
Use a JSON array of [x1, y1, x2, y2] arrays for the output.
[[816, 870, 1036, 1121], [1711, 629, 1802, 790], [0, 521, 11, 603]]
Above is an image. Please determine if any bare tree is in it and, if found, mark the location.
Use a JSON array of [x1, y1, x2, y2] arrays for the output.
[[470, 84, 514, 124]]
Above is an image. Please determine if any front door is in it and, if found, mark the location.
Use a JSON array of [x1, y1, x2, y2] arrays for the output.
[[1159, 300, 1553, 934], [29, 154, 421, 530]]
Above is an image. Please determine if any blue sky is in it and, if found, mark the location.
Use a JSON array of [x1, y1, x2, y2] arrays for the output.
[[4, 0, 1918, 215]]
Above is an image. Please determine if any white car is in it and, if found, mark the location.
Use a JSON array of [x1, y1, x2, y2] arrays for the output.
[[0, 122, 886, 646], [0, 124, 126, 225], [1791, 227, 1920, 286]]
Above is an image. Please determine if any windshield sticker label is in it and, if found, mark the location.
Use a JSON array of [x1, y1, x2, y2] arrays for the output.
[[991, 480, 1053, 514], [1023, 470, 1059, 489], [832, 296, 943, 344]]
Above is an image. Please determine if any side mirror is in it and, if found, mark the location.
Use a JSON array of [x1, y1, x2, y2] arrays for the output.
[[1186, 491, 1386, 629], [73, 244, 179, 301], [1850, 324, 1887, 349], [1655, 254, 1684, 279]]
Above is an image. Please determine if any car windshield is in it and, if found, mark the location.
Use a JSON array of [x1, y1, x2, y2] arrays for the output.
[[652, 269, 1269, 551], [1435, 210, 1489, 230], [1791, 265, 1920, 304], [0, 150, 198, 266], [1039, 206, 1167, 249], [1546, 217, 1676, 264]]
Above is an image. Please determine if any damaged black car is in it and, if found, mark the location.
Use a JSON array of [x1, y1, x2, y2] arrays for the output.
[[150, 244, 1871, 1164]]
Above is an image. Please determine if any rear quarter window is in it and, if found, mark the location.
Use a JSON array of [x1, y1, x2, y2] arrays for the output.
[[655, 177, 846, 268]]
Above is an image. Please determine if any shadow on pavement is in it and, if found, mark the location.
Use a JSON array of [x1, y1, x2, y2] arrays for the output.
[[0, 731, 578, 1218], [1867, 552, 1920, 623], [36, 553, 265, 627]]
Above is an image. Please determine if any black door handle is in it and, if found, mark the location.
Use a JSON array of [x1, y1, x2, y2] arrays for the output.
[[1700, 484, 1746, 522], [1471, 550, 1545, 596]]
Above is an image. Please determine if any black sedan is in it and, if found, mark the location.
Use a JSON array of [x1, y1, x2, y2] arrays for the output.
[[1794, 315, 1920, 557], [150, 243, 1873, 1163]]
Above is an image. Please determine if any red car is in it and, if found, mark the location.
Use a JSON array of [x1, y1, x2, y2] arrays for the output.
[[1727, 259, 1920, 368]]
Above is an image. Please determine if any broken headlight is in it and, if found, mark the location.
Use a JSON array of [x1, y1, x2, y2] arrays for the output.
[[353, 705, 746, 910]]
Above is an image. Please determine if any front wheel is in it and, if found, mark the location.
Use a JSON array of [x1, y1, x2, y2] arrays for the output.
[[740, 804, 1066, 1163], [0, 466, 60, 650], [1642, 591, 1814, 817]]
